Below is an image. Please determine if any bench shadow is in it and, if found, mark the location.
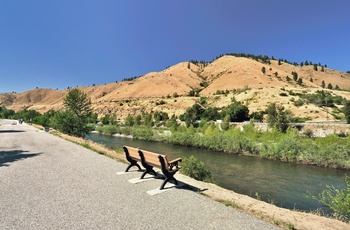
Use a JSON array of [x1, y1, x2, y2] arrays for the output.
[[176, 181, 209, 193], [0, 130, 25, 133], [151, 174, 208, 193], [0, 150, 41, 167]]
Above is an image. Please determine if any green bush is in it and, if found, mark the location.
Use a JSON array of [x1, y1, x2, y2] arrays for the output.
[[181, 156, 214, 182], [131, 126, 154, 140], [308, 175, 350, 222], [101, 125, 119, 135]]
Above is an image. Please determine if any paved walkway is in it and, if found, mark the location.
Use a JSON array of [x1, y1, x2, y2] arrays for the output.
[[0, 119, 280, 229]]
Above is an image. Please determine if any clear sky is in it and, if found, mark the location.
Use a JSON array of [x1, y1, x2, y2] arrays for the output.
[[1, 0, 349, 93]]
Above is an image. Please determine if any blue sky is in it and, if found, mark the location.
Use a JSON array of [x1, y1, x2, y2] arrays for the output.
[[1, 0, 349, 93]]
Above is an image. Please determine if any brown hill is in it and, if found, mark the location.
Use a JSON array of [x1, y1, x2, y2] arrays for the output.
[[1, 55, 350, 122]]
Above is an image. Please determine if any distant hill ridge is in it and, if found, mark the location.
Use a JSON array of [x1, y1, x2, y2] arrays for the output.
[[1, 55, 350, 122]]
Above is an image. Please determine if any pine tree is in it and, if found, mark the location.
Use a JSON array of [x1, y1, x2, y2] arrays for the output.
[[261, 66, 266, 74], [292, 71, 298, 81], [53, 89, 92, 137], [297, 78, 303, 85], [321, 80, 326, 88]]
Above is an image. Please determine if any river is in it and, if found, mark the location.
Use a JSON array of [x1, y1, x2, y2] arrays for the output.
[[87, 133, 349, 214]]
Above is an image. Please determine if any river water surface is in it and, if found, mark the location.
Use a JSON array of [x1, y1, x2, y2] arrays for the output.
[[87, 133, 349, 214]]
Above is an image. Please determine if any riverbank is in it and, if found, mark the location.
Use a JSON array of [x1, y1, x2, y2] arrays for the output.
[[51, 129, 350, 229], [93, 124, 350, 170]]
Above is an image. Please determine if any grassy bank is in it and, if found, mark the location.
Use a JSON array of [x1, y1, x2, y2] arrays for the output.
[[95, 122, 350, 170]]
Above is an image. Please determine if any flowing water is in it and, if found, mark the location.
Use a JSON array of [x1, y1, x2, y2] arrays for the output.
[[87, 133, 349, 213]]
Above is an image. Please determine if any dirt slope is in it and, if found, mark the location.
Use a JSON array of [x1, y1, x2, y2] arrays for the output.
[[1, 55, 350, 121]]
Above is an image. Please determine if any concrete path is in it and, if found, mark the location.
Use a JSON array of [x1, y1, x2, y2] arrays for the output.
[[0, 119, 280, 230]]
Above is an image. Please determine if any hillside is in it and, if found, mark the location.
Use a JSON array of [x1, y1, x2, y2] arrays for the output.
[[1, 55, 350, 122]]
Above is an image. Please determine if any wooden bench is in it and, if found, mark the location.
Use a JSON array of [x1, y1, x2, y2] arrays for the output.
[[123, 145, 182, 189], [138, 149, 182, 190], [123, 145, 142, 172]]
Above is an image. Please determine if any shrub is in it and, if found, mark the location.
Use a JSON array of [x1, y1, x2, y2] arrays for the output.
[[308, 175, 350, 222], [131, 126, 154, 141], [279, 92, 288, 97], [293, 99, 304, 107], [303, 129, 313, 138], [181, 156, 214, 182]]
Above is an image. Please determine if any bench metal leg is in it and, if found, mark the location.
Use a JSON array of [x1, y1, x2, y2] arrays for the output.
[[140, 167, 157, 179], [125, 161, 142, 172], [160, 175, 178, 190]]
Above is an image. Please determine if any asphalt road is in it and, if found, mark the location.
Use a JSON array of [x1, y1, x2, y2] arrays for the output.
[[0, 119, 280, 230]]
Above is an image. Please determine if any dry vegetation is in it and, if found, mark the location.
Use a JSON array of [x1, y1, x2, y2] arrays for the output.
[[1, 55, 350, 122]]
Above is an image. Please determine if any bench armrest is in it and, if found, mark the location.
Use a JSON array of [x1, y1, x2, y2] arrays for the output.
[[168, 158, 182, 169]]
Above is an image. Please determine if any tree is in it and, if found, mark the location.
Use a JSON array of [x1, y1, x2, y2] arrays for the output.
[[143, 113, 153, 127], [225, 102, 249, 122], [249, 111, 264, 122], [202, 107, 220, 121], [221, 115, 231, 131], [266, 103, 293, 133], [321, 80, 326, 88], [188, 90, 195, 97], [327, 83, 333, 89], [125, 115, 135, 126], [297, 78, 303, 85], [292, 71, 298, 81], [63, 89, 92, 118], [53, 89, 92, 137], [183, 104, 204, 127], [313, 64, 318, 71], [344, 100, 350, 124], [261, 66, 266, 74], [100, 114, 111, 125], [135, 115, 142, 125]]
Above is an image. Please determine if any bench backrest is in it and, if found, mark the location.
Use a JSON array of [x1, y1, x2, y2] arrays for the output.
[[123, 145, 141, 161], [138, 149, 166, 169]]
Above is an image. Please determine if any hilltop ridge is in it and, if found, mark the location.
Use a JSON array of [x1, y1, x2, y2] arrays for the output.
[[1, 55, 350, 122]]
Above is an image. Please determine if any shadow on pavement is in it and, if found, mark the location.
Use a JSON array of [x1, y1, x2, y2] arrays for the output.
[[174, 181, 209, 193], [0, 150, 41, 167], [0, 130, 25, 133]]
